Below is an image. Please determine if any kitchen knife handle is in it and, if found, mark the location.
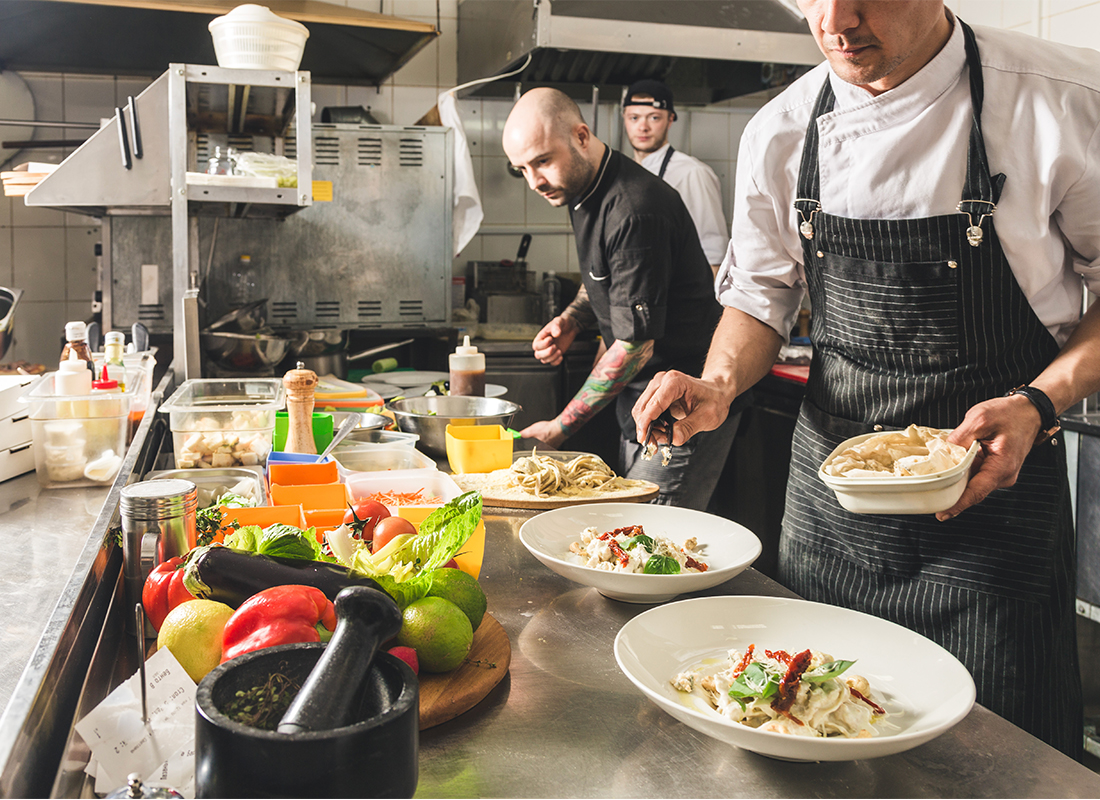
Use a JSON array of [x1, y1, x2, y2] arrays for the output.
[[116, 107, 131, 170], [517, 233, 532, 261], [127, 95, 142, 159]]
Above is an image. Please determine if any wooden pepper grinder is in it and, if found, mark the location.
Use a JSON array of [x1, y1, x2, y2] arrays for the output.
[[283, 361, 319, 454]]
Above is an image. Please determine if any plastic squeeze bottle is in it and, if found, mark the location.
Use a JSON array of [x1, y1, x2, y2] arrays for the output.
[[102, 331, 127, 390], [60, 321, 96, 374], [449, 335, 485, 397]]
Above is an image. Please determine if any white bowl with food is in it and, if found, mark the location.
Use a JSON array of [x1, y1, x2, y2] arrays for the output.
[[518, 502, 761, 603], [819, 425, 980, 515], [614, 595, 975, 762]]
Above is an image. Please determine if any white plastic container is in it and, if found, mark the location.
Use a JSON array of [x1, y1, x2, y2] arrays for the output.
[[818, 433, 980, 515], [208, 4, 310, 71], [333, 445, 435, 475], [159, 378, 285, 470], [345, 469, 462, 513], [21, 372, 135, 488]]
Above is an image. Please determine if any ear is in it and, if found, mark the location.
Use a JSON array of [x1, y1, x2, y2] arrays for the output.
[[574, 122, 592, 149]]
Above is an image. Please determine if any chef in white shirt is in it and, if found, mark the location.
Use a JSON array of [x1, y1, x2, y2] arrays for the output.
[[633, 0, 1100, 759], [621, 79, 729, 274]]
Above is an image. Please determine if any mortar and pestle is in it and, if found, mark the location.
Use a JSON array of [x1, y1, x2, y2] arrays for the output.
[[195, 587, 417, 798]]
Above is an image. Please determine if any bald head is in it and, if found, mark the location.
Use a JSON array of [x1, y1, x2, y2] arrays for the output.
[[503, 88, 605, 207]]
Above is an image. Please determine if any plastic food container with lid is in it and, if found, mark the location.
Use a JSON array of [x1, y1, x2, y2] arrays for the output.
[[159, 378, 285, 470]]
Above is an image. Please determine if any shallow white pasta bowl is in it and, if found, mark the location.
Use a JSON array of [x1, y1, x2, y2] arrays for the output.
[[518, 503, 761, 603], [819, 433, 980, 515], [614, 595, 975, 762]]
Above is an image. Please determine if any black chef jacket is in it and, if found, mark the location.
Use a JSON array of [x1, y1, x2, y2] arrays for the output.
[[569, 148, 721, 384]]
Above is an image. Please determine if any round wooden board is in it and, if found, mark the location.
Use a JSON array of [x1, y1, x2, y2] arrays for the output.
[[474, 483, 660, 509], [418, 613, 510, 730]]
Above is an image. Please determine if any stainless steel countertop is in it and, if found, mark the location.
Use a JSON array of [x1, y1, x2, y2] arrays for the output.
[[0, 473, 109, 713], [416, 505, 1100, 798]]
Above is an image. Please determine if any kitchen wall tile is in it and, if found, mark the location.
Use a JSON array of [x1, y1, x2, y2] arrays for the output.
[[12, 192, 66, 227], [66, 227, 99, 304], [21, 73, 64, 126], [456, 98, 482, 156], [66, 212, 100, 228], [115, 77, 153, 108], [689, 112, 730, 162], [480, 156, 526, 225], [13, 228, 66, 302], [0, 229, 12, 286], [0, 194, 11, 227], [525, 188, 570, 227], [66, 301, 91, 327], [311, 84, 348, 121], [392, 86, 440, 126], [701, 159, 733, 227], [348, 84, 392, 124], [956, 0, 1005, 25], [345, 0, 386, 12], [564, 233, 578, 271], [64, 76, 115, 124], [1002, 0, 1041, 28], [1047, 0, 1098, 15], [390, 0, 451, 19], [666, 115, 689, 152], [8, 300, 66, 367], [1048, 5, 1100, 47], [728, 110, 755, 156], [524, 234, 570, 276], [438, 15, 458, 88], [392, 17, 439, 87]]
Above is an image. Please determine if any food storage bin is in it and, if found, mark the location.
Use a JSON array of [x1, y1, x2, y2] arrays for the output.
[[268, 459, 339, 487], [345, 470, 462, 512], [333, 445, 435, 475], [339, 429, 419, 448], [144, 466, 267, 508], [270, 481, 349, 510], [219, 504, 306, 545], [160, 378, 285, 470], [20, 372, 136, 488], [446, 424, 512, 474]]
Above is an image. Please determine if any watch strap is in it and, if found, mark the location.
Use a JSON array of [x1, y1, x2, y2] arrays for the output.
[[1005, 385, 1060, 443]]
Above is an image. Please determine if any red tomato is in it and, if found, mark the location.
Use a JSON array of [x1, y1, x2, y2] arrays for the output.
[[372, 516, 418, 553], [343, 499, 390, 542]]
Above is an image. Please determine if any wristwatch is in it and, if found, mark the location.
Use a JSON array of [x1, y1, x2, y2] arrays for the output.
[[1005, 385, 1061, 444]]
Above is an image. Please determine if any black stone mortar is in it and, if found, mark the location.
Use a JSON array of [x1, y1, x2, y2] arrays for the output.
[[194, 642, 418, 798]]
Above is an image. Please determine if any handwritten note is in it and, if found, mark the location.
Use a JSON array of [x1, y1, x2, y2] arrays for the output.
[[74, 647, 197, 797]]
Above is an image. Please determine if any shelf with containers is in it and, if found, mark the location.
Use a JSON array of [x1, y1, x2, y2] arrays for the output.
[[24, 63, 313, 381]]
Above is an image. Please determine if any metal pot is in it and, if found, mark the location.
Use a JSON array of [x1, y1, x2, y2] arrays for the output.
[[295, 334, 415, 379]]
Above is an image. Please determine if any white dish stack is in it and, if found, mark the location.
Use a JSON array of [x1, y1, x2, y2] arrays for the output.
[[208, 4, 310, 71]]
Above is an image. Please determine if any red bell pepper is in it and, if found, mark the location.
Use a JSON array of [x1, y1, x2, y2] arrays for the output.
[[221, 584, 338, 663], [142, 556, 195, 632]]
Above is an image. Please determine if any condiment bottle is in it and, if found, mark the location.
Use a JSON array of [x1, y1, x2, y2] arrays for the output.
[[60, 320, 95, 374], [56, 350, 93, 419], [103, 330, 127, 390], [283, 361, 319, 454], [449, 335, 486, 397]]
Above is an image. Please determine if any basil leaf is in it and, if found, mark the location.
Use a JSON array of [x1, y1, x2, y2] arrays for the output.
[[643, 554, 681, 574], [804, 659, 856, 683], [727, 662, 780, 702], [626, 534, 656, 553]]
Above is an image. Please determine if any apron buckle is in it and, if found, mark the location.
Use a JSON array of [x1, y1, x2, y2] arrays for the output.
[[957, 200, 997, 247], [794, 199, 822, 240]]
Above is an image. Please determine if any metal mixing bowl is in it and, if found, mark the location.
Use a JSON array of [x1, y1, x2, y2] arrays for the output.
[[201, 330, 307, 372], [386, 396, 521, 457]]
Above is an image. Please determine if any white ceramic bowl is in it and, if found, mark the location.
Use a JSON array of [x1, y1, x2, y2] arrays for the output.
[[819, 433, 980, 515], [518, 503, 761, 603], [615, 595, 975, 762]]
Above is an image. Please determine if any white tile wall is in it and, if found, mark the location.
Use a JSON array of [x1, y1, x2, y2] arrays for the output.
[[4, 0, 1098, 367]]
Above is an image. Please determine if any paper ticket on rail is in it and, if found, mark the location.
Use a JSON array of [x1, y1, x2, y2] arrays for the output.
[[74, 647, 197, 796]]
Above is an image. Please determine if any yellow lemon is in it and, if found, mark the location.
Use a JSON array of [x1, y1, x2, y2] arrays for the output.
[[157, 599, 235, 683]]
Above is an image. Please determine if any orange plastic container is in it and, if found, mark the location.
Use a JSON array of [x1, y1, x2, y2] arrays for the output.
[[304, 507, 347, 542], [268, 459, 339, 487], [396, 506, 485, 579], [270, 482, 349, 510], [205, 504, 307, 546]]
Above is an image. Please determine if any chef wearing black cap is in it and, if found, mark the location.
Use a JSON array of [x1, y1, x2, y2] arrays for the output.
[[622, 79, 729, 275]]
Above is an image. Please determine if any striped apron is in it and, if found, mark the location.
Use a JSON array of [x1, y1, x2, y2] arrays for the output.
[[778, 21, 1082, 758]]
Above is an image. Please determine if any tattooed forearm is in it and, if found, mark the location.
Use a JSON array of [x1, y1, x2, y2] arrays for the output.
[[558, 339, 654, 436], [560, 284, 598, 331]]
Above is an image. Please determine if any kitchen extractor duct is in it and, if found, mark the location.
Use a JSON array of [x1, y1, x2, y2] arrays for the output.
[[457, 0, 824, 103]]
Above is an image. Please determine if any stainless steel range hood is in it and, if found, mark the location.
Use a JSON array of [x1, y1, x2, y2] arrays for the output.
[[457, 0, 823, 103]]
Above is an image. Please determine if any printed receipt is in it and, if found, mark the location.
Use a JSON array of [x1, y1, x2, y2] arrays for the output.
[[74, 647, 197, 797]]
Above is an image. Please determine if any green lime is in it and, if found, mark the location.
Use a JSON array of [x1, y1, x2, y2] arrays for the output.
[[157, 599, 235, 683], [427, 568, 487, 631], [397, 597, 474, 673]]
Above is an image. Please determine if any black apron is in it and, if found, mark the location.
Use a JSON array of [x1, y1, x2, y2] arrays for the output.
[[778, 21, 1081, 757], [657, 145, 675, 179]]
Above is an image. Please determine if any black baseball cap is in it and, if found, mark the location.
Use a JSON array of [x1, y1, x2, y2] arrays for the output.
[[623, 79, 676, 119]]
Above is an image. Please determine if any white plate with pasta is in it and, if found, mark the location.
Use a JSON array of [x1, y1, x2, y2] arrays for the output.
[[518, 502, 761, 602], [614, 595, 975, 761], [452, 450, 659, 508]]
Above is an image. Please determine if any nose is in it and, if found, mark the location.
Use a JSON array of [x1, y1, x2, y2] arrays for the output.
[[524, 167, 544, 192], [818, 0, 860, 35]]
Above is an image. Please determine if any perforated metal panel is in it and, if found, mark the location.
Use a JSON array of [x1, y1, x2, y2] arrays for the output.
[[104, 123, 453, 333]]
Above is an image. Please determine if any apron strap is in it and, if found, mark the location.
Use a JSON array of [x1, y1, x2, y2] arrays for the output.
[[658, 145, 676, 180]]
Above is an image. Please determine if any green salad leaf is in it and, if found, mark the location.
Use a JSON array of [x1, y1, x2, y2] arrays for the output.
[[643, 554, 681, 574], [225, 522, 322, 561], [803, 659, 856, 683], [727, 662, 781, 710], [626, 534, 656, 553]]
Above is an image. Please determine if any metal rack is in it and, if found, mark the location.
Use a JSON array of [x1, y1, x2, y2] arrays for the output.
[[25, 63, 313, 380]]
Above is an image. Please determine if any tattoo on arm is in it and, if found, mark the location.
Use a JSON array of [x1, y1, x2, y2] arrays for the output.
[[557, 339, 654, 436], [561, 284, 598, 330]]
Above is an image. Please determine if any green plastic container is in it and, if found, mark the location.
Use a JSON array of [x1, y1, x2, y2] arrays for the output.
[[273, 411, 334, 453]]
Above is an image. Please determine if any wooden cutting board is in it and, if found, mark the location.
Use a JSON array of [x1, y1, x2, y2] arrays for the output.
[[418, 613, 510, 729]]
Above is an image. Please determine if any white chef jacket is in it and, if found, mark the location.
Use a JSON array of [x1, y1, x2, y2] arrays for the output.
[[716, 20, 1100, 347], [640, 143, 729, 266]]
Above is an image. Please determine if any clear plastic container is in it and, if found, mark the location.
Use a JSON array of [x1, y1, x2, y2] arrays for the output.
[[144, 466, 267, 508], [159, 378, 285, 470], [333, 445, 434, 474], [339, 429, 420, 448], [20, 372, 136, 488], [345, 469, 463, 513]]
